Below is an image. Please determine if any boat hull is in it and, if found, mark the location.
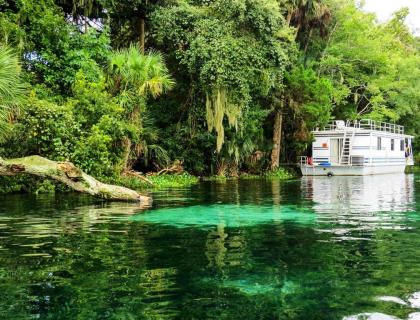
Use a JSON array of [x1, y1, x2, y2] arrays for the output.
[[300, 165, 407, 176]]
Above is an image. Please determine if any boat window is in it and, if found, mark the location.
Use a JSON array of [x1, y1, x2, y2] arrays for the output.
[[391, 139, 394, 151], [377, 137, 382, 150], [400, 140, 404, 151]]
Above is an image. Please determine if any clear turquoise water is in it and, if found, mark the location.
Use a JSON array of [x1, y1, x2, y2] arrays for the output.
[[0, 174, 419, 319]]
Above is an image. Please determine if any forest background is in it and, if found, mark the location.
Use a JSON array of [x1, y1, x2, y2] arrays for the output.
[[0, 0, 419, 192]]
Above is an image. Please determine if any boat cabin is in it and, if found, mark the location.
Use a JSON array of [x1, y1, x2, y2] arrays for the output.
[[301, 119, 414, 176]]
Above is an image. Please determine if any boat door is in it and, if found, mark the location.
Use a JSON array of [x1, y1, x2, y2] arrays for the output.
[[330, 139, 341, 164]]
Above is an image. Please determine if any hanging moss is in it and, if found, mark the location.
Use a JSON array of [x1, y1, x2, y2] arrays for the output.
[[206, 88, 241, 152]]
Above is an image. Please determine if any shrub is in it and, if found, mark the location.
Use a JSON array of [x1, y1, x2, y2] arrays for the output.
[[2, 93, 80, 160]]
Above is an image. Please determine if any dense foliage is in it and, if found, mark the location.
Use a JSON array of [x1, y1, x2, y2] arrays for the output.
[[0, 0, 419, 188]]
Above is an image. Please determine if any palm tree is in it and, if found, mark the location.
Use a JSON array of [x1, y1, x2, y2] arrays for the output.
[[284, 0, 331, 53], [285, 0, 331, 35], [109, 45, 174, 98], [108, 44, 174, 170], [0, 46, 26, 142]]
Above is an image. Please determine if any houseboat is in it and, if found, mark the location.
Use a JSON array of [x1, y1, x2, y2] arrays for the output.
[[300, 119, 414, 176]]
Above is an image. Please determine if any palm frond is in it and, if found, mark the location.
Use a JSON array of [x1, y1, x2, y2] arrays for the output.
[[0, 46, 26, 142], [108, 44, 174, 99]]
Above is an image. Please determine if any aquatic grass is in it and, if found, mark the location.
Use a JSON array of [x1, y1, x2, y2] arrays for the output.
[[148, 173, 199, 188], [263, 167, 294, 179], [204, 167, 295, 182], [114, 172, 199, 190]]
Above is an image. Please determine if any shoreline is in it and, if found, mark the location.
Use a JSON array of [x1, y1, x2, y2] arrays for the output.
[[0, 167, 297, 195], [1, 166, 417, 195]]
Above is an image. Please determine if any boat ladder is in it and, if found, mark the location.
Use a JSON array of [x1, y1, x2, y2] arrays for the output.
[[340, 129, 355, 165]]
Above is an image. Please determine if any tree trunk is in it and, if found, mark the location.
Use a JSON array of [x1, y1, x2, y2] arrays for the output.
[[271, 109, 283, 169], [139, 17, 145, 53], [121, 137, 132, 171], [295, 23, 301, 40], [303, 28, 314, 66], [286, 11, 293, 26], [0, 156, 151, 204]]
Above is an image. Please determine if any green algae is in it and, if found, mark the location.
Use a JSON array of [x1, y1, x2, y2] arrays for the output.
[[129, 204, 316, 228], [211, 278, 298, 296]]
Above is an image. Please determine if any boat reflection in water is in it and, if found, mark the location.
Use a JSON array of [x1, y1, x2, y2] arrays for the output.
[[301, 174, 416, 237]]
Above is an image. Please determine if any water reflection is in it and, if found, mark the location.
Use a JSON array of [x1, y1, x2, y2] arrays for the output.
[[0, 176, 419, 319], [301, 174, 417, 238], [302, 174, 415, 214], [343, 289, 420, 319]]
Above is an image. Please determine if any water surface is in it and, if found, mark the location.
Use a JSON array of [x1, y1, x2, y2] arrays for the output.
[[0, 174, 419, 319]]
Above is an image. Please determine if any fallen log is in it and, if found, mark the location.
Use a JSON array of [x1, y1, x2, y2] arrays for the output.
[[123, 170, 154, 186], [0, 156, 152, 204]]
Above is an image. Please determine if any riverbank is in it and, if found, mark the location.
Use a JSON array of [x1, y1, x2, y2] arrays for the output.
[[3, 164, 419, 195], [110, 167, 296, 190], [0, 167, 297, 195], [203, 168, 295, 182], [406, 165, 420, 174], [0, 173, 200, 195]]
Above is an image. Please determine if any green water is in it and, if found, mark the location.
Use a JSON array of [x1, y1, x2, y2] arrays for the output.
[[0, 175, 419, 319]]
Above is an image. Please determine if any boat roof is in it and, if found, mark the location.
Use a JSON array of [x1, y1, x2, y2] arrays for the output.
[[313, 119, 414, 138]]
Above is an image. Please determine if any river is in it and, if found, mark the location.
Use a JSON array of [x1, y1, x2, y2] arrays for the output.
[[0, 174, 419, 319]]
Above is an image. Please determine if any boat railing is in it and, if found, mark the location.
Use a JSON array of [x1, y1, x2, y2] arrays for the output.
[[320, 119, 404, 134], [300, 156, 309, 166], [300, 155, 365, 167]]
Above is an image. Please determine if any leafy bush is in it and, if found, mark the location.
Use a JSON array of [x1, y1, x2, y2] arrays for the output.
[[0, 176, 70, 194], [71, 126, 116, 178], [69, 71, 123, 129], [414, 153, 420, 166], [2, 93, 80, 160]]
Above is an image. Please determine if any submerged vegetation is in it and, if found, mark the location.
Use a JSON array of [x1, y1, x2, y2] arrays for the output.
[[0, 0, 419, 192]]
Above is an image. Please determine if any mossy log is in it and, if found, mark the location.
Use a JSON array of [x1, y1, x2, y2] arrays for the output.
[[0, 156, 151, 203]]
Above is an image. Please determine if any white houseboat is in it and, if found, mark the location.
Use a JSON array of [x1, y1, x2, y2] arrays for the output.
[[300, 119, 414, 176]]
